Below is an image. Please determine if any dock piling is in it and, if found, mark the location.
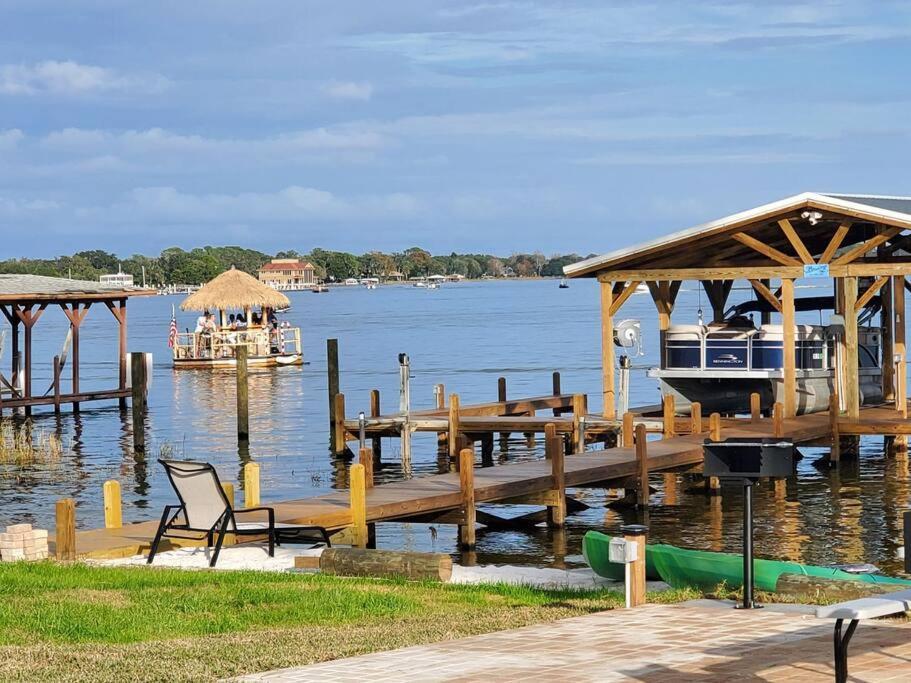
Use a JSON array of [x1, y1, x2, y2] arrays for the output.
[[243, 462, 260, 508], [448, 394, 461, 462], [691, 402, 703, 435], [52, 355, 61, 414], [572, 393, 585, 452], [129, 351, 148, 454], [103, 480, 122, 529], [622, 524, 648, 608], [327, 339, 339, 433], [622, 412, 634, 447], [829, 393, 841, 464], [546, 423, 565, 527], [458, 448, 476, 549], [635, 423, 649, 508], [750, 392, 762, 423], [55, 498, 76, 561], [772, 402, 784, 438], [359, 447, 374, 488], [370, 389, 382, 462], [333, 393, 347, 454], [552, 371, 561, 416], [236, 345, 249, 442], [349, 464, 368, 548], [709, 412, 722, 441]]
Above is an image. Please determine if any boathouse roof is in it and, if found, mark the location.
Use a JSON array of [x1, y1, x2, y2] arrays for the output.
[[181, 266, 290, 311], [0, 273, 153, 303], [565, 192, 911, 279]]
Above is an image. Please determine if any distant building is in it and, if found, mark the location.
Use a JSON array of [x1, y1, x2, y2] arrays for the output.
[[100, 269, 134, 288], [257, 259, 316, 289]]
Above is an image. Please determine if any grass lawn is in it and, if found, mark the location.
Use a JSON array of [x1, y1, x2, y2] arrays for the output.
[[0, 561, 696, 682]]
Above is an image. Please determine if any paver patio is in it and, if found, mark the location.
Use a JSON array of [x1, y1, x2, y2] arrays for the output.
[[236, 600, 911, 682]]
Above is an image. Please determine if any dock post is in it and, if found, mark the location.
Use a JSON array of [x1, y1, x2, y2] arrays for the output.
[[622, 524, 648, 608], [349, 464, 368, 549], [546, 424, 566, 527], [359, 447, 374, 488], [635, 423, 649, 508], [458, 448, 476, 549], [829, 393, 841, 465], [706, 413, 722, 495], [243, 462, 260, 508], [497, 376, 510, 447], [448, 393, 461, 462], [772, 402, 784, 438], [52, 355, 61, 414], [333, 393, 346, 454], [434, 383, 447, 452], [750, 392, 762, 423], [370, 389, 382, 463], [55, 498, 76, 561], [622, 412, 634, 447], [103, 480, 122, 529], [327, 338, 339, 434], [662, 394, 676, 438], [552, 371, 561, 416], [129, 351, 147, 454], [220, 482, 235, 545], [236, 345, 249, 442], [691, 402, 703, 435], [572, 393, 585, 452]]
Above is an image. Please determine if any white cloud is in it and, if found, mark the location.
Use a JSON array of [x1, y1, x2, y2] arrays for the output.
[[323, 80, 373, 101], [0, 129, 24, 150], [0, 60, 167, 96]]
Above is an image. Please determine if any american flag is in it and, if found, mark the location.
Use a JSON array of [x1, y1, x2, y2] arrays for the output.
[[168, 306, 178, 348]]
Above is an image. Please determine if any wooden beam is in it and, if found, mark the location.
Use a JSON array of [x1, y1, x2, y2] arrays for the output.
[[895, 276, 906, 416], [819, 222, 851, 264], [843, 277, 860, 419], [832, 228, 902, 265], [731, 232, 803, 266], [748, 279, 782, 313], [778, 219, 814, 264], [855, 276, 889, 311], [781, 278, 796, 418], [600, 282, 616, 419], [609, 280, 641, 316]]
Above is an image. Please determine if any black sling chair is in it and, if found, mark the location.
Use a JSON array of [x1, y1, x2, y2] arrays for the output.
[[148, 460, 330, 567]]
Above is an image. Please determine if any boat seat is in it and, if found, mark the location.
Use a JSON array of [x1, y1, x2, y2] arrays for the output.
[[815, 588, 911, 682]]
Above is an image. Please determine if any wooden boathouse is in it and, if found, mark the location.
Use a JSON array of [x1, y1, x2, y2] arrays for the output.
[[0, 274, 153, 415], [565, 192, 911, 423]]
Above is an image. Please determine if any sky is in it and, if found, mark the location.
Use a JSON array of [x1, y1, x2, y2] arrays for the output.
[[2, 0, 911, 259]]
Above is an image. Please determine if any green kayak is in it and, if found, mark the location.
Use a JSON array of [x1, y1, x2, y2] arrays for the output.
[[583, 530, 911, 592]]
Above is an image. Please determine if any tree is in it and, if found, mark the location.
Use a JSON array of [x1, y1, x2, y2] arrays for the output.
[[324, 251, 360, 280]]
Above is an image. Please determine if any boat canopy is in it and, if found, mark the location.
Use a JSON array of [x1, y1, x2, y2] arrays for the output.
[[180, 266, 290, 312]]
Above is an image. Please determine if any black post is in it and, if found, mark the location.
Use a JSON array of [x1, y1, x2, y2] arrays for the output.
[[736, 479, 761, 610], [904, 510, 911, 574], [327, 338, 339, 433]]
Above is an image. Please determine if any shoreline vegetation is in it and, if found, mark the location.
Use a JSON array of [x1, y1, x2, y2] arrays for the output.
[[0, 246, 590, 287], [0, 562, 695, 682]]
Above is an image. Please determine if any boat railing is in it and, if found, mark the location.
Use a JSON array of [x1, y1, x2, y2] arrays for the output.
[[172, 327, 302, 360]]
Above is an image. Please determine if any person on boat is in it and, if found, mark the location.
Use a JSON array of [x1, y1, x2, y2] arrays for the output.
[[251, 311, 262, 326], [269, 320, 282, 354], [194, 310, 216, 357], [267, 308, 278, 326]]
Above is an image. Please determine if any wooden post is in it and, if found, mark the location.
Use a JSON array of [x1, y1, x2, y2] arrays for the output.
[[370, 389, 382, 462], [221, 482, 235, 508], [118, 299, 128, 409], [546, 423, 565, 527], [781, 278, 797, 418], [55, 498, 76, 561], [103, 480, 122, 529], [829, 393, 841, 464], [458, 448, 476, 549], [709, 412, 722, 441], [236, 345, 249, 442], [572, 393, 585, 452], [623, 525, 647, 607], [635, 423, 649, 508], [333, 392, 346, 454], [497, 376, 507, 403], [600, 281, 616, 419], [662, 394, 675, 438], [244, 462, 260, 508], [349, 463, 368, 548], [772, 402, 784, 438], [883, 274, 895, 402], [552, 371, 561, 416], [130, 351, 147, 453], [750, 392, 761, 423], [448, 393, 461, 461], [327, 338, 339, 433], [894, 276, 906, 417], [622, 412, 634, 447], [52, 355, 61, 414], [691, 402, 703, 435], [359, 447, 374, 488], [843, 276, 860, 419]]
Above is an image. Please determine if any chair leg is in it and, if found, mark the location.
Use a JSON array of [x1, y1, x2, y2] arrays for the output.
[[268, 527, 275, 557], [147, 508, 172, 564], [834, 619, 858, 683], [209, 515, 230, 567]]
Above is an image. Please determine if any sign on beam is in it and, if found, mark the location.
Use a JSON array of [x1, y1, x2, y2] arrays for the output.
[[803, 263, 830, 278]]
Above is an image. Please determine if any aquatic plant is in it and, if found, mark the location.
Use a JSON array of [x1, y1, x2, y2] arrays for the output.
[[0, 419, 65, 468]]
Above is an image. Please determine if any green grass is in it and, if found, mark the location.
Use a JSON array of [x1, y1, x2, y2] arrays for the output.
[[0, 562, 698, 682]]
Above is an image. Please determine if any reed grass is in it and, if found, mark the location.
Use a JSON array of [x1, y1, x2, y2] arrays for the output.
[[0, 419, 65, 469]]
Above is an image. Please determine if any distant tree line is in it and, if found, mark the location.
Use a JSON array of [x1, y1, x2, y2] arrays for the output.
[[0, 246, 590, 286]]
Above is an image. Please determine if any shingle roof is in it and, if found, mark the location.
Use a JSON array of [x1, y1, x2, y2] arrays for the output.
[[0, 273, 152, 302]]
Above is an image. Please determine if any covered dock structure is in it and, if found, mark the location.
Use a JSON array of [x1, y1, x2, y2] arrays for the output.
[[0, 274, 154, 415], [565, 192, 911, 423]]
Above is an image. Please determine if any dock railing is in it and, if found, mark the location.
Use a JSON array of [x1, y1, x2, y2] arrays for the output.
[[172, 327, 302, 360]]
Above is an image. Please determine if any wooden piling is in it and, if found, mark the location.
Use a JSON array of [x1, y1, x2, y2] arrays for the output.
[[772, 402, 784, 438], [349, 463, 368, 548], [691, 402, 703, 435], [370, 389, 382, 462], [497, 376, 507, 403], [244, 462, 260, 508], [327, 338, 339, 433], [552, 371, 561, 416], [333, 392, 346, 454], [103, 480, 122, 529], [709, 412, 722, 441], [572, 393, 585, 452], [458, 448, 476, 549], [448, 393, 461, 461], [236, 345, 249, 442], [359, 447, 374, 488], [622, 412, 634, 447], [129, 351, 147, 453], [55, 498, 76, 561], [546, 423, 565, 527], [662, 394, 676, 438], [635, 423, 649, 508], [829, 393, 841, 464], [52, 355, 61, 414], [750, 392, 761, 423], [624, 527, 647, 607]]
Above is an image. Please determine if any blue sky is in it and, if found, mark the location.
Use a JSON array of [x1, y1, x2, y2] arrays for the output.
[[2, 1, 910, 258]]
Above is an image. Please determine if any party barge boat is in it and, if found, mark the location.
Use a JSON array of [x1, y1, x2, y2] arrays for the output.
[[170, 267, 303, 369]]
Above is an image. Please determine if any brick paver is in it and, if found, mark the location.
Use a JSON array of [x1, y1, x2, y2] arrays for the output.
[[235, 601, 911, 682]]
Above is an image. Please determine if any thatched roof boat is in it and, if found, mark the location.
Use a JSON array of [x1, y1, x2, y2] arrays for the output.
[[180, 266, 290, 312]]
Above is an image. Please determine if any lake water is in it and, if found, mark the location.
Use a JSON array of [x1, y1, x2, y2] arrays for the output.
[[1, 279, 909, 575]]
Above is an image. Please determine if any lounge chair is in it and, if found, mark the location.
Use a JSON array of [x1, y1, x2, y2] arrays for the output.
[[148, 459, 330, 567]]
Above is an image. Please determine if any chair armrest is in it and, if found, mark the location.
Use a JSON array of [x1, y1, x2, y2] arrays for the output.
[[233, 506, 275, 525]]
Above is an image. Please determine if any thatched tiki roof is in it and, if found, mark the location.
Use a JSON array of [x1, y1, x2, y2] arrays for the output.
[[180, 266, 290, 312]]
